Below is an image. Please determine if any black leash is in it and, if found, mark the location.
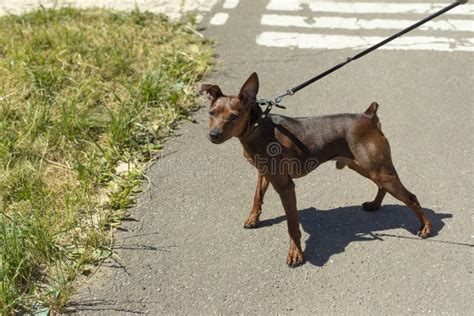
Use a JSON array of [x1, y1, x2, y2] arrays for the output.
[[256, 0, 468, 115]]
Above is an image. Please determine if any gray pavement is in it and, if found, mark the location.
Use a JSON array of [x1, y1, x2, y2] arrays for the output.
[[68, 0, 473, 314]]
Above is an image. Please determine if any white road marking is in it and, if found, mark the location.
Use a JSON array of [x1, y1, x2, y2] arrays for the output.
[[266, 1, 474, 15], [210, 12, 229, 25], [223, 0, 239, 9], [261, 14, 474, 32], [256, 32, 474, 52]]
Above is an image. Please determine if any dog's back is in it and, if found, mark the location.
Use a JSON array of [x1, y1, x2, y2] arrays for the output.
[[268, 103, 381, 160]]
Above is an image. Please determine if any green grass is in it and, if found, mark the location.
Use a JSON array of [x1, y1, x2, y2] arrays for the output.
[[0, 7, 213, 313]]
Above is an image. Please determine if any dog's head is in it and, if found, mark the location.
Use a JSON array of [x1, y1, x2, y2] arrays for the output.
[[201, 72, 259, 144]]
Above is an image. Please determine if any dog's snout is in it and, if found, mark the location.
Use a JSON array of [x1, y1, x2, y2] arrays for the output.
[[209, 130, 221, 141], [210, 131, 220, 140]]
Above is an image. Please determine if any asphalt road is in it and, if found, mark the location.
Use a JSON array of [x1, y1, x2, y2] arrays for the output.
[[69, 0, 473, 314]]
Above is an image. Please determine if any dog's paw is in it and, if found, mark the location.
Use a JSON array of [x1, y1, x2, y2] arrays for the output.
[[243, 216, 259, 229], [286, 247, 304, 268], [417, 223, 432, 238], [362, 201, 381, 212]]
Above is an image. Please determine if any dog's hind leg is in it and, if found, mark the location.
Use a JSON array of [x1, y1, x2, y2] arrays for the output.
[[337, 158, 387, 211], [351, 135, 432, 237], [374, 171, 432, 237], [243, 173, 269, 228], [348, 162, 387, 211], [362, 188, 386, 211]]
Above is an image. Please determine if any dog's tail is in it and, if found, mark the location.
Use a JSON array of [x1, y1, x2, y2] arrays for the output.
[[364, 102, 382, 131]]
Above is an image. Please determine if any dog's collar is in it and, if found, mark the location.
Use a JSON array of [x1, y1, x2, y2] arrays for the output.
[[238, 102, 271, 139]]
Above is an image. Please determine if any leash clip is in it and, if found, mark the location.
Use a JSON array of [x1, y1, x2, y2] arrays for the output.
[[273, 89, 293, 106], [256, 89, 293, 110]]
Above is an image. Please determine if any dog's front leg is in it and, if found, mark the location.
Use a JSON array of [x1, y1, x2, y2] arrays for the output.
[[243, 173, 269, 228], [271, 176, 304, 267]]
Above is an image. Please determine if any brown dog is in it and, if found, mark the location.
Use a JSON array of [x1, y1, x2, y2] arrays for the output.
[[201, 73, 432, 267]]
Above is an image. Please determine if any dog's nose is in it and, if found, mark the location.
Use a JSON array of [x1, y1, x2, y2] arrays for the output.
[[209, 131, 221, 141]]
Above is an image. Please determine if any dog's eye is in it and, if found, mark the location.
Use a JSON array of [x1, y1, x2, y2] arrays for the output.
[[230, 114, 239, 122], [209, 111, 215, 117]]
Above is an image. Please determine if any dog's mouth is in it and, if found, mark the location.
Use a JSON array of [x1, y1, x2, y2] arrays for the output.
[[208, 129, 227, 144], [208, 136, 225, 144]]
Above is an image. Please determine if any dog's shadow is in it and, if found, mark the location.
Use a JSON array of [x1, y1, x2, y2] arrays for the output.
[[259, 205, 452, 266]]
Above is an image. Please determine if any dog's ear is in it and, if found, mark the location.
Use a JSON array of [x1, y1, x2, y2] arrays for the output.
[[200, 84, 223, 102], [239, 72, 259, 105]]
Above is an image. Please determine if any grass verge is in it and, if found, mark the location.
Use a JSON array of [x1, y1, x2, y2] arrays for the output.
[[0, 8, 212, 313]]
